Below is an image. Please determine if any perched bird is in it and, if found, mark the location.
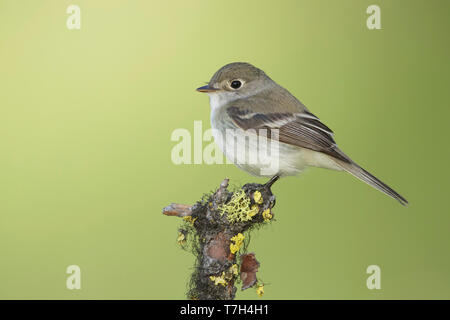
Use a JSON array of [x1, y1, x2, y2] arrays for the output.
[[197, 62, 408, 206]]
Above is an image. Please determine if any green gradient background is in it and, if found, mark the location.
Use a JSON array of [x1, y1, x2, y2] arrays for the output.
[[1, 0, 449, 299]]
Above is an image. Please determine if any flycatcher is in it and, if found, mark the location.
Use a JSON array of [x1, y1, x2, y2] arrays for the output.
[[197, 62, 408, 206]]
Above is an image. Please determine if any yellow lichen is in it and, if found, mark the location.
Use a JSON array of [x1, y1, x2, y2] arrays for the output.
[[183, 216, 197, 225], [230, 233, 245, 254], [262, 208, 273, 222], [210, 272, 227, 286], [218, 189, 259, 223], [177, 232, 186, 245], [247, 205, 259, 219], [256, 284, 264, 297], [224, 264, 239, 281], [253, 191, 264, 204], [230, 264, 239, 276]]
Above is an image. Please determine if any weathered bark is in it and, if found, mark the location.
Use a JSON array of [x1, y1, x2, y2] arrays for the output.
[[162, 178, 276, 300]]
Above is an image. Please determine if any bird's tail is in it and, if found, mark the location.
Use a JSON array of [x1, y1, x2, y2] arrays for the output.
[[333, 157, 408, 206]]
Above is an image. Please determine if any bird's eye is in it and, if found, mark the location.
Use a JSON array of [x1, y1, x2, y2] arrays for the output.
[[230, 80, 242, 89]]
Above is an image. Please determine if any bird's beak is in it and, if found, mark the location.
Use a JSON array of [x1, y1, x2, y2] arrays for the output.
[[196, 85, 220, 93]]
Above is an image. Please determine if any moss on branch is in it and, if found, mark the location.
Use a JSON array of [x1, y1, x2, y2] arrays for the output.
[[162, 178, 276, 300]]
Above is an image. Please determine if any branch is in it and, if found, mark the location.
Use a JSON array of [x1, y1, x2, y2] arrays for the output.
[[162, 203, 193, 217], [163, 178, 276, 300]]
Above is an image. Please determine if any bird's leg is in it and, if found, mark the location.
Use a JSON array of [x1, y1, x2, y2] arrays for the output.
[[264, 175, 280, 190]]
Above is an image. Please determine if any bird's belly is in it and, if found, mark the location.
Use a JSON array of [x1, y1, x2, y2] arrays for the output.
[[211, 118, 307, 177]]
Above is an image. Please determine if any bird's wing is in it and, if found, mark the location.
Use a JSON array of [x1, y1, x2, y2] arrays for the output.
[[226, 105, 351, 163]]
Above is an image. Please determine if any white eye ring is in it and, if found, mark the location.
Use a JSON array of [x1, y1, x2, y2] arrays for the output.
[[229, 79, 244, 90]]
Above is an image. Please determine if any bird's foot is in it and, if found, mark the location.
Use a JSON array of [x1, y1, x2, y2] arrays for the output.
[[263, 175, 280, 190]]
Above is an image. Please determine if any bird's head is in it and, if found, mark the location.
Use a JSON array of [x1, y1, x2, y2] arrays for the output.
[[196, 62, 272, 100]]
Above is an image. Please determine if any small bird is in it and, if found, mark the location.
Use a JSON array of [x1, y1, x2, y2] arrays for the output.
[[197, 62, 408, 206]]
